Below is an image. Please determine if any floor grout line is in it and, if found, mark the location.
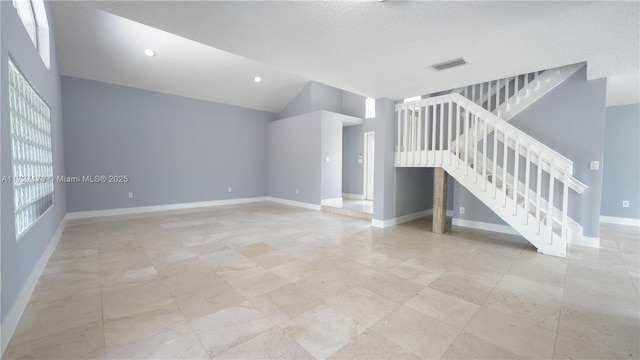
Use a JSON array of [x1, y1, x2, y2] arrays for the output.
[[5, 204, 638, 359]]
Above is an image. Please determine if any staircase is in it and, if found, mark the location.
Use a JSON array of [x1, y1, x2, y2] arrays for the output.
[[395, 64, 587, 257], [455, 63, 583, 121]]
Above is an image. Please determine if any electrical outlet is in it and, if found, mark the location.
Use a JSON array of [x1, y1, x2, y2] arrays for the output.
[[295, 189, 300, 195], [459, 207, 465, 214], [228, 187, 232, 193], [128, 192, 133, 198], [589, 160, 600, 170], [622, 200, 630, 208]]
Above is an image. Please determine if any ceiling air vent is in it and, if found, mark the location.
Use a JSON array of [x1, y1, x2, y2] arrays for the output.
[[432, 58, 466, 71]]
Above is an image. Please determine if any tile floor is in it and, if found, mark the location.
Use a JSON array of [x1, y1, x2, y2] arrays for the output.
[[335, 200, 374, 214], [3, 202, 639, 359], [321, 200, 373, 220]]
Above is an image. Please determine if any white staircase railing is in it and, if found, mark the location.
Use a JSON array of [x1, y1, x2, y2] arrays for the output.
[[456, 71, 541, 119], [395, 93, 587, 257], [468, 149, 585, 245], [455, 63, 583, 121]]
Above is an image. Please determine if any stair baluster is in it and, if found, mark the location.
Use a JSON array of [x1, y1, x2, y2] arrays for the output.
[[395, 91, 586, 257], [396, 63, 587, 256]]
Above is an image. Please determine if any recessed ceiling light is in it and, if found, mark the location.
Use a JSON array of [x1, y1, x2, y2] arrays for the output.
[[144, 48, 156, 57], [254, 76, 262, 83]]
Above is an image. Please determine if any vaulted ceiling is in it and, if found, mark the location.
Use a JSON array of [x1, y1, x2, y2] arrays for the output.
[[52, 1, 639, 113]]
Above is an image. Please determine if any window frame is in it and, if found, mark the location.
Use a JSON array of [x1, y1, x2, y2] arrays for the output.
[[365, 97, 376, 119], [11, 0, 50, 69], [12, 0, 37, 47]]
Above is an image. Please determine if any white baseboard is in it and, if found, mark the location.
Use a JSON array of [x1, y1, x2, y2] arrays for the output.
[[569, 235, 600, 248], [372, 209, 433, 228], [1, 218, 65, 355], [342, 193, 365, 200], [371, 209, 454, 228], [266, 197, 321, 211], [321, 198, 343, 205], [452, 218, 520, 236], [66, 196, 326, 221], [600, 216, 640, 227], [65, 197, 268, 220]]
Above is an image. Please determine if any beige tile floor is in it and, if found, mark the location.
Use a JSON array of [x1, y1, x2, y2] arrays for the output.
[[4, 202, 639, 359], [321, 200, 373, 220], [335, 200, 374, 214]]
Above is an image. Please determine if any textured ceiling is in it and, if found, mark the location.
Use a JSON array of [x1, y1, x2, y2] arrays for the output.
[[53, 1, 639, 112]]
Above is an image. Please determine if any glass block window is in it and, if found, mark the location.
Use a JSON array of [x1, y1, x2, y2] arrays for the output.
[[8, 59, 54, 237]]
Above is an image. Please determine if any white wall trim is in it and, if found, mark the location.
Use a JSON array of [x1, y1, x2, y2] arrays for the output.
[[569, 235, 600, 248], [66, 197, 268, 220], [266, 197, 321, 211], [342, 193, 365, 200], [452, 218, 520, 236], [1, 218, 65, 355], [372, 209, 432, 228], [65, 196, 327, 221], [600, 216, 640, 227], [321, 198, 343, 205], [371, 219, 386, 228]]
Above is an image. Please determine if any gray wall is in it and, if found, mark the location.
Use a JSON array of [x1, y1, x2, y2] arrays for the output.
[[342, 125, 364, 195], [376, 98, 399, 221], [342, 91, 366, 119], [343, 103, 436, 218], [453, 182, 504, 224], [453, 66, 608, 238], [364, 98, 435, 222], [62, 77, 276, 212], [340, 91, 367, 197], [601, 104, 640, 219], [395, 168, 434, 217], [310, 82, 342, 114], [268, 112, 322, 204], [268, 110, 346, 205], [278, 82, 311, 120], [279, 81, 367, 200], [1, 0, 67, 330], [278, 81, 366, 120], [364, 99, 388, 220], [363, 97, 396, 220], [320, 112, 343, 200]]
